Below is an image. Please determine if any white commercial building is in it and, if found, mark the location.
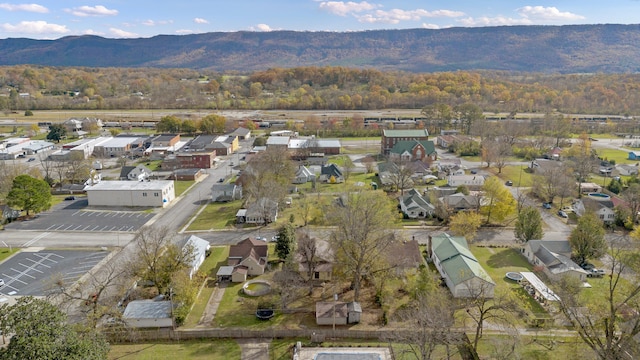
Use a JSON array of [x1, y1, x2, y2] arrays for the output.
[[85, 180, 175, 208]]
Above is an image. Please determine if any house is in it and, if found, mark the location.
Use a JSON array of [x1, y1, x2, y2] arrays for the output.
[[215, 135, 239, 153], [522, 240, 588, 281], [573, 196, 616, 224], [579, 182, 603, 194], [293, 165, 315, 184], [629, 151, 640, 160], [173, 168, 206, 181], [122, 300, 173, 328], [438, 193, 482, 212], [266, 136, 290, 149], [229, 127, 252, 140], [315, 301, 361, 325], [400, 189, 435, 219], [381, 129, 429, 155], [429, 233, 495, 298], [305, 138, 342, 156], [436, 134, 471, 149], [1, 204, 20, 223], [227, 238, 269, 282], [320, 163, 344, 183], [211, 184, 243, 202], [93, 136, 143, 158], [84, 180, 175, 208], [616, 164, 639, 176], [236, 198, 278, 224], [389, 140, 437, 163], [119, 164, 151, 181], [295, 238, 334, 281], [447, 175, 485, 188], [386, 239, 425, 274], [184, 235, 211, 279]]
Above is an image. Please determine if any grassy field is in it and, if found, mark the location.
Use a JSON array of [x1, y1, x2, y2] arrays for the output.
[[107, 339, 241, 360], [175, 180, 195, 197], [596, 148, 635, 165], [187, 200, 242, 231], [0, 247, 19, 262], [490, 165, 535, 187]]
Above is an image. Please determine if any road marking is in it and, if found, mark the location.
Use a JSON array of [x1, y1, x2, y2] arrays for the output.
[[2, 273, 29, 285], [24, 258, 51, 269], [21, 232, 49, 247]]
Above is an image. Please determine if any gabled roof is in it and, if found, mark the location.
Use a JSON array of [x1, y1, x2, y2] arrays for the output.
[[123, 300, 172, 320], [386, 239, 424, 269], [390, 140, 436, 155], [229, 237, 268, 263], [295, 165, 314, 178], [431, 233, 494, 286], [383, 129, 429, 138], [439, 193, 480, 209], [230, 127, 251, 137], [401, 189, 434, 212], [184, 235, 210, 268], [119, 166, 136, 179], [321, 163, 343, 178]]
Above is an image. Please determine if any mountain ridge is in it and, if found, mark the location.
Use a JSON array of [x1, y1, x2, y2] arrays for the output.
[[1, 24, 640, 73]]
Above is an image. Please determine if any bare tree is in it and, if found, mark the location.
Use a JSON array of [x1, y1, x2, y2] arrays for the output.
[[328, 190, 399, 301], [554, 236, 640, 359], [622, 183, 640, 224], [341, 155, 355, 183], [272, 259, 304, 310], [297, 232, 319, 295], [65, 152, 91, 184], [464, 282, 517, 353], [128, 225, 194, 296], [386, 159, 416, 196]]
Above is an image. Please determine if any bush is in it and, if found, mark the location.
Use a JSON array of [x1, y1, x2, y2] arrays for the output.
[[24, 110, 33, 116]]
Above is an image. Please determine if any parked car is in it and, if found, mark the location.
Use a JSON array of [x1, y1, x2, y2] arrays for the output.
[[505, 180, 513, 186], [271, 235, 279, 242], [580, 262, 595, 271], [587, 268, 605, 278], [256, 236, 267, 242], [0, 279, 5, 287], [470, 170, 477, 174], [542, 202, 552, 209], [218, 178, 224, 183], [27, 157, 35, 162], [558, 210, 568, 218], [64, 196, 76, 201]]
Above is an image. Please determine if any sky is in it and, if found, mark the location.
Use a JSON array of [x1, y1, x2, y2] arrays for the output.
[[0, 1, 639, 40]]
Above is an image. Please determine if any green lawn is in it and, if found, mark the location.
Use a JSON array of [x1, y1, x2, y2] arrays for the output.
[[0, 247, 19, 262], [175, 180, 195, 197], [181, 246, 229, 328], [596, 148, 635, 165], [108, 339, 240, 360], [491, 165, 534, 187], [187, 201, 242, 231]]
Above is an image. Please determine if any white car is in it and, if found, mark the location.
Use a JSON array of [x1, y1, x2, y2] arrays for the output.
[[0, 279, 5, 287], [271, 236, 279, 242]]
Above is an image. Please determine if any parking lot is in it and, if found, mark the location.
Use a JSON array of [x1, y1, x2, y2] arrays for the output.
[[0, 249, 110, 296], [5, 198, 155, 232]]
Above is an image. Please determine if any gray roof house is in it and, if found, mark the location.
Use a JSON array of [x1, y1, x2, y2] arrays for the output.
[[211, 184, 243, 202], [573, 196, 616, 224], [429, 233, 495, 298], [316, 301, 361, 325], [293, 165, 315, 184], [400, 189, 435, 219], [122, 300, 173, 328], [236, 198, 278, 224], [320, 163, 344, 183], [522, 240, 589, 281], [439, 192, 482, 212]]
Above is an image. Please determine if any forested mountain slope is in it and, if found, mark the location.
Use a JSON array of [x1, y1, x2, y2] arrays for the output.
[[1, 24, 640, 73]]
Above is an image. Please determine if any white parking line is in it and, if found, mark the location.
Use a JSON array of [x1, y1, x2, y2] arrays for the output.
[[24, 258, 51, 268], [66, 269, 89, 275], [2, 273, 29, 285], [92, 225, 101, 231], [16, 264, 41, 275], [21, 232, 50, 247], [72, 211, 82, 216]]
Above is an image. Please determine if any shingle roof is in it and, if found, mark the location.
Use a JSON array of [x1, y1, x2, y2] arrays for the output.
[[431, 233, 494, 286], [389, 140, 436, 155]]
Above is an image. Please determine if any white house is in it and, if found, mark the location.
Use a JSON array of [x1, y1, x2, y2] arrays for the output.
[[447, 175, 485, 188], [184, 235, 210, 279], [573, 196, 616, 224], [429, 233, 495, 298], [120, 165, 152, 181], [400, 189, 435, 219], [522, 240, 588, 281], [293, 165, 315, 184], [211, 184, 243, 202], [85, 180, 175, 208], [616, 164, 639, 176]]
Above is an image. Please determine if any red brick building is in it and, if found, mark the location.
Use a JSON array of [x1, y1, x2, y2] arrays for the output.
[[381, 129, 429, 155]]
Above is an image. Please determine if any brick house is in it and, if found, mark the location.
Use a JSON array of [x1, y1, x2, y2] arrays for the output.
[[381, 129, 429, 155]]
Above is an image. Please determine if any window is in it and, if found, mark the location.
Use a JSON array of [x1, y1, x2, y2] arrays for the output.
[[314, 272, 320, 279], [142, 192, 147, 197], [154, 192, 159, 197]]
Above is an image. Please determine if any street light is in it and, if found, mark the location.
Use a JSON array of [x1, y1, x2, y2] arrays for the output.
[[333, 293, 338, 338]]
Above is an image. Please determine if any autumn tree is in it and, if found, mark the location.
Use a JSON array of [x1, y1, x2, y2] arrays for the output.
[[481, 176, 516, 225], [328, 190, 399, 301], [421, 103, 453, 134], [454, 103, 483, 135], [240, 146, 294, 206], [569, 211, 606, 265], [7, 174, 51, 216], [514, 206, 544, 242], [554, 237, 640, 359], [199, 114, 226, 134], [156, 115, 182, 133], [449, 211, 483, 241]]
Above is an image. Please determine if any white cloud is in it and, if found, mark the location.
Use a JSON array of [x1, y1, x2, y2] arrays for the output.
[[142, 19, 173, 26], [82, 29, 104, 36], [67, 5, 118, 17], [517, 6, 585, 21], [319, 1, 378, 16], [457, 16, 533, 27], [0, 3, 48, 13], [250, 23, 272, 32], [142, 19, 155, 26], [422, 23, 440, 29], [109, 27, 137, 38], [357, 8, 464, 24], [1, 20, 69, 34], [194, 17, 208, 24]]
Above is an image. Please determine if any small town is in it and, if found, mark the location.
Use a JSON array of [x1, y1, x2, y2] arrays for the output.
[[2, 107, 640, 360]]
